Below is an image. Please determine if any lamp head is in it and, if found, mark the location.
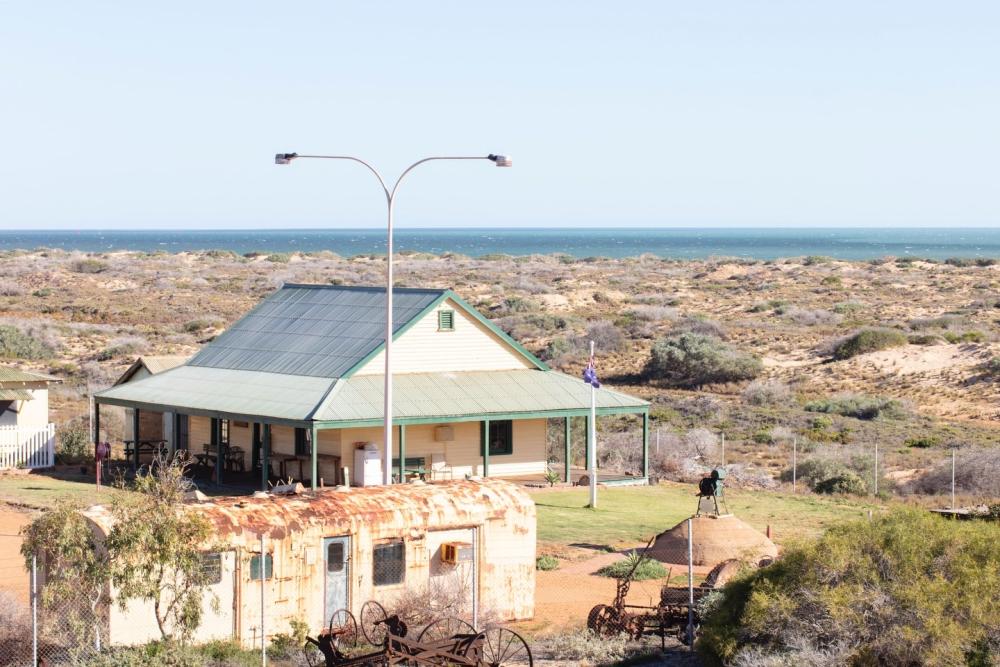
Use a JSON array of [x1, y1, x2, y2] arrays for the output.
[[274, 153, 298, 165], [488, 154, 512, 167]]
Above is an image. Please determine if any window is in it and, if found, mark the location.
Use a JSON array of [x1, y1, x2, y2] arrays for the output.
[[211, 418, 230, 446], [482, 420, 513, 456], [373, 541, 405, 586], [294, 427, 311, 456], [221, 419, 229, 445], [250, 553, 272, 581], [437, 310, 455, 331], [327, 542, 345, 573], [200, 552, 222, 585]]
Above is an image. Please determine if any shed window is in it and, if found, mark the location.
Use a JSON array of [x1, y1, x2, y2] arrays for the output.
[[294, 428, 311, 456], [438, 310, 455, 331], [373, 541, 405, 586], [201, 552, 222, 585], [327, 542, 345, 573], [250, 553, 273, 581], [482, 420, 513, 456]]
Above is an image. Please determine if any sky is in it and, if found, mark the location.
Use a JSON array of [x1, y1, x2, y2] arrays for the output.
[[1, 1, 998, 230]]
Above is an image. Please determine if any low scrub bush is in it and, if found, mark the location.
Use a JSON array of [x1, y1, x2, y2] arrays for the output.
[[0, 279, 25, 296], [904, 435, 939, 449], [909, 314, 966, 330], [597, 551, 667, 580], [540, 630, 630, 665], [906, 449, 1000, 496], [783, 307, 841, 326], [671, 316, 727, 339], [95, 336, 146, 361], [829, 327, 907, 360], [645, 333, 762, 387], [804, 393, 904, 420], [69, 258, 108, 274], [742, 380, 792, 407], [908, 333, 944, 345], [0, 324, 54, 359], [832, 300, 865, 316], [536, 554, 560, 571], [945, 257, 997, 267], [698, 510, 1000, 666], [943, 329, 985, 343]]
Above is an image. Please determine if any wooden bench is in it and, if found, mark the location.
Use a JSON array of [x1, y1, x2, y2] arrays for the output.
[[391, 456, 427, 480]]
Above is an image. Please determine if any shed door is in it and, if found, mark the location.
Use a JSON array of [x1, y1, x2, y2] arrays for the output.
[[324, 537, 350, 624]]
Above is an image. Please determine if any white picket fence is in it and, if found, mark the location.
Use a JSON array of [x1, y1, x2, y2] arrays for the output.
[[0, 423, 56, 470]]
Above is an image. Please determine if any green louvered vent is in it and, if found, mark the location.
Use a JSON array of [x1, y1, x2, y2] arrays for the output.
[[438, 310, 455, 331]]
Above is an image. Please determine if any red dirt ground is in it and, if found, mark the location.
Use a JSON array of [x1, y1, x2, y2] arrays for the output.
[[0, 505, 32, 604]]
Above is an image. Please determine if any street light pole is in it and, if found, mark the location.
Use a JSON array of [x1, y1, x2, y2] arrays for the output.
[[275, 153, 512, 485]]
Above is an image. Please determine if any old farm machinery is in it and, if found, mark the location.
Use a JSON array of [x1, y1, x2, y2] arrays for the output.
[[305, 600, 532, 667]]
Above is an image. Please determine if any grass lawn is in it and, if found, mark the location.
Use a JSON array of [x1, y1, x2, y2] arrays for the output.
[[0, 472, 115, 509], [530, 481, 878, 548]]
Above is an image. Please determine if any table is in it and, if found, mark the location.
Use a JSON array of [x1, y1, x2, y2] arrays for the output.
[[123, 439, 168, 462]]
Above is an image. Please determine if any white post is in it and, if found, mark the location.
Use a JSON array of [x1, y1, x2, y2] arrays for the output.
[[951, 449, 956, 509], [792, 437, 797, 494], [472, 526, 479, 631], [261, 534, 267, 667], [383, 195, 395, 486], [721, 432, 725, 467], [588, 341, 597, 509], [686, 517, 694, 649], [655, 428, 660, 455], [32, 554, 38, 666]]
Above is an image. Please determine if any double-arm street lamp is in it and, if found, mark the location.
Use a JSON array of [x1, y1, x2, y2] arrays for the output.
[[275, 152, 512, 485]]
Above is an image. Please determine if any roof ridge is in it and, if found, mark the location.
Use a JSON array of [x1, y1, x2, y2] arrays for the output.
[[281, 283, 448, 294]]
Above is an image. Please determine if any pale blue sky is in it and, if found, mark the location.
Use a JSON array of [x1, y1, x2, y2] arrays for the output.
[[1, 2, 998, 229]]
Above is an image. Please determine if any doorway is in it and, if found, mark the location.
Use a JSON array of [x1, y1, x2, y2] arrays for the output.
[[323, 536, 350, 625]]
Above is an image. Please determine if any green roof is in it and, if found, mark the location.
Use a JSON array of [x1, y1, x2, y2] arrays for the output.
[[188, 285, 446, 378], [0, 367, 59, 385]]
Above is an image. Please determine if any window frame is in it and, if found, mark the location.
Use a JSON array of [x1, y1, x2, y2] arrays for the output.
[[372, 540, 405, 587], [326, 542, 346, 574], [250, 553, 273, 581], [200, 552, 222, 585]]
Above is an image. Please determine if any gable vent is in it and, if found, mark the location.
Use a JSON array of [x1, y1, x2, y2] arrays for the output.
[[438, 310, 455, 331]]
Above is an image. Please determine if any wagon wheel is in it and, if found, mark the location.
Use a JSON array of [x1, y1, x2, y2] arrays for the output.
[[360, 600, 389, 645], [327, 608, 359, 648], [418, 615, 478, 643], [586, 604, 620, 637], [478, 625, 533, 667]]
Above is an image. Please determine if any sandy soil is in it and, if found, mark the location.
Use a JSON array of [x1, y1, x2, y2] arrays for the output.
[[0, 505, 32, 604]]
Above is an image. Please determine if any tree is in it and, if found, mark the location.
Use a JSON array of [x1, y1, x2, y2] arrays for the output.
[[104, 457, 217, 641], [644, 332, 762, 387]]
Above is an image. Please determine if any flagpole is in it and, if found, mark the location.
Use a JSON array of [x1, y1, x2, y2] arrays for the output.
[[589, 340, 598, 508]]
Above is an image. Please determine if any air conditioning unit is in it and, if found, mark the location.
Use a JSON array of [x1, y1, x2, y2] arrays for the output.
[[440, 542, 473, 565], [434, 425, 454, 442]]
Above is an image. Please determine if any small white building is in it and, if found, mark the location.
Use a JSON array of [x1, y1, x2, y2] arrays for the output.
[[0, 367, 60, 469]]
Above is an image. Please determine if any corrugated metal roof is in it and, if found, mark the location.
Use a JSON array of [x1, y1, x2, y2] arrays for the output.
[[0, 388, 33, 400], [0, 367, 59, 385], [96, 365, 334, 421], [188, 285, 444, 379], [115, 355, 190, 386], [82, 478, 533, 540], [315, 369, 649, 422]]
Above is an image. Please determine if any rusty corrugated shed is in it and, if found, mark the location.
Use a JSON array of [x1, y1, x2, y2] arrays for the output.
[[83, 478, 534, 541], [188, 285, 444, 379]]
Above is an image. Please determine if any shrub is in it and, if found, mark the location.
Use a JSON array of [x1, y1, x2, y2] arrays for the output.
[[742, 380, 792, 407], [266, 253, 291, 263], [829, 328, 907, 360], [909, 314, 966, 330], [0, 280, 25, 296], [183, 319, 218, 333], [597, 551, 667, 580], [783, 307, 841, 326], [804, 394, 904, 420], [540, 630, 630, 665], [583, 320, 624, 353], [69, 258, 108, 274], [645, 333, 762, 387], [57, 419, 91, 465], [802, 255, 832, 265], [32, 288, 52, 298], [698, 510, 1000, 666], [813, 470, 868, 495], [832, 300, 864, 315], [672, 316, 727, 339], [908, 333, 944, 345], [536, 555, 560, 571], [904, 435, 939, 449], [95, 336, 146, 361], [820, 275, 842, 286], [752, 429, 775, 445], [943, 330, 985, 343], [748, 299, 787, 313], [906, 449, 1000, 496], [0, 325, 54, 359], [978, 357, 1000, 379]]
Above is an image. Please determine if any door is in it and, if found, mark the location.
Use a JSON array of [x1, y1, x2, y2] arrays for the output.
[[324, 537, 350, 625], [177, 414, 190, 451]]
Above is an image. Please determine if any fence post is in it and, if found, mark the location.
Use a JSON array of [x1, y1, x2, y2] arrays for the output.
[[874, 441, 879, 496], [951, 449, 956, 510], [721, 432, 725, 468], [792, 438, 797, 494], [32, 554, 38, 666], [686, 517, 694, 650], [261, 533, 267, 667]]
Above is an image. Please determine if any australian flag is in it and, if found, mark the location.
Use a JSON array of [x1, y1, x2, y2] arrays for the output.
[[582, 351, 600, 388]]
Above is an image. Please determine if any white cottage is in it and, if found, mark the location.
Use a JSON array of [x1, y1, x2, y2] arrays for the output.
[[0, 367, 59, 469]]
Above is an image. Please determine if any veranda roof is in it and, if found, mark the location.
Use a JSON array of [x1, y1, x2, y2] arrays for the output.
[[95, 367, 647, 426]]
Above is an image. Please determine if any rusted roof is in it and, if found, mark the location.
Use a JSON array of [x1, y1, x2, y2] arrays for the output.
[[82, 478, 534, 541]]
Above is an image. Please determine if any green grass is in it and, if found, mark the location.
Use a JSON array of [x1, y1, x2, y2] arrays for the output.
[[530, 482, 877, 547], [0, 473, 115, 509]]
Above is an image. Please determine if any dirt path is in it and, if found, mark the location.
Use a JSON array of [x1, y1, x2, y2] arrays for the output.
[[0, 505, 33, 604]]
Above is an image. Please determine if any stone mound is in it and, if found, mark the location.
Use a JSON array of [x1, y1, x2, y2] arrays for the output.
[[648, 514, 778, 567]]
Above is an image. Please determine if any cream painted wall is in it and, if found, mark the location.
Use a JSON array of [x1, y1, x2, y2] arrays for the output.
[[353, 298, 534, 376], [323, 418, 548, 480], [0, 388, 50, 428]]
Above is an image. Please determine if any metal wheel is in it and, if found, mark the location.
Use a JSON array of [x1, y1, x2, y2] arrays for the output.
[[418, 615, 477, 643], [327, 608, 359, 647], [479, 624, 533, 667], [586, 604, 618, 637], [360, 600, 389, 645]]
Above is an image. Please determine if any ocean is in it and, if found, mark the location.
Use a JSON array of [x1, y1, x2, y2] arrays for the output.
[[1, 228, 999, 260]]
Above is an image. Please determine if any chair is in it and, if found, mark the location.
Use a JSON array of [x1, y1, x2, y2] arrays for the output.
[[227, 446, 246, 472], [430, 453, 453, 480]]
